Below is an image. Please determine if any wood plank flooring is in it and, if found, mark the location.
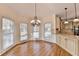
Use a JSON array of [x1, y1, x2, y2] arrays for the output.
[[2, 40, 72, 56]]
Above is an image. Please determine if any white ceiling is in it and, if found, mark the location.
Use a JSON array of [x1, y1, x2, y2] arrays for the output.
[[0, 3, 79, 20]]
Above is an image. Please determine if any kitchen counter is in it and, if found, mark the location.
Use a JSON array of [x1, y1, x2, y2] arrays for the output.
[[57, 33, 79, 40], [56, 33, 79, 56]]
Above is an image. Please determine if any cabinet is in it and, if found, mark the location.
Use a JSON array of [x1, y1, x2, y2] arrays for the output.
[[56, 34, 78, 55], [66, 37, 76, 55]]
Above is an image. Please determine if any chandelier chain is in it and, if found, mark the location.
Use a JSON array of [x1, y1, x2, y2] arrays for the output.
[[74, 3, 77, 18]]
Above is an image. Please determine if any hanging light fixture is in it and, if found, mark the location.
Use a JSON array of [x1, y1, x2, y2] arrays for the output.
[[73, 3, 79, 22], [31, 3, 41, 26], [64, 8, 69, 24]]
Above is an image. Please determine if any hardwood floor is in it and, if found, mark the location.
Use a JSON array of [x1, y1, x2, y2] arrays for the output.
[[2, 40, 72, 56]]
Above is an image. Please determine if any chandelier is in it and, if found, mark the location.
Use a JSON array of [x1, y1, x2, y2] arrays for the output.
[[31, 3, 41, 26], [73, 3, 79, 22]]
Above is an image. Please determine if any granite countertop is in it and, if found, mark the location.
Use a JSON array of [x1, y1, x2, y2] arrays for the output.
[[57, 33, 79, 40]]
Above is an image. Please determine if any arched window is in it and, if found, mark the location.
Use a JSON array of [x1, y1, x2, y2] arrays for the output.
[[2, 17, 14, 50], [44, 23, 52, 39], [20, 23, 28, 40], [32, 25, 40, 39]]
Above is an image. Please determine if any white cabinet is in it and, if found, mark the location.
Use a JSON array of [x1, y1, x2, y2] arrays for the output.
[[56, 34, 79, 56], [66, 37, 76, 55], [56, 35, 66, 49]]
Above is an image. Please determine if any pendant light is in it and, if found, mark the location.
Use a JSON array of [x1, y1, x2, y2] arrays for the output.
[[64, 8, 69, 24], [73, 3, 79, 22], [31, 3, 41, 26]]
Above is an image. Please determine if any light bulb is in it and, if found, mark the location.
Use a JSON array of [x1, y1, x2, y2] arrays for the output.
[[31, 20, 35, 23], [73, 18, 79, 22], [64, 21, 69, 24]]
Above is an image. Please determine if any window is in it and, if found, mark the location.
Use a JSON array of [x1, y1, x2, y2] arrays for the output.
[[44, 23, 52, 39], [32, 25, 40, 39], [20, 23, 28, 40], [2, 18, 14, 50]]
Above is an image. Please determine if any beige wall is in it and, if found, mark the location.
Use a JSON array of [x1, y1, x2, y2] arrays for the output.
[[0, 6, 30, 51], [0, 6, 61, 52], [40, 15, 60, 43]]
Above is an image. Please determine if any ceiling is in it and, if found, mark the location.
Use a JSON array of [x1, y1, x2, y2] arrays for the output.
[[0, 3, 79, 20]]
